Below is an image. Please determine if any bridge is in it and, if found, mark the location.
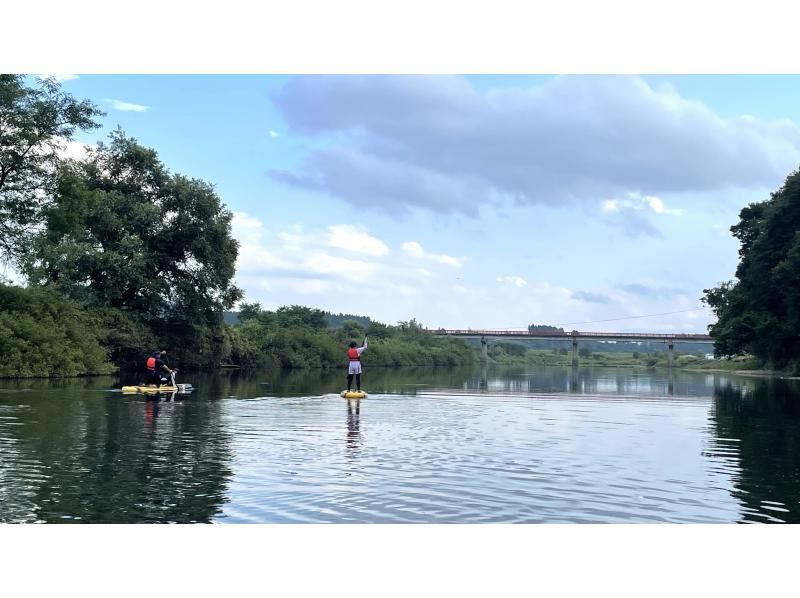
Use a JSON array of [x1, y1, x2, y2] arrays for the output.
[[429, 329, 713, 367]]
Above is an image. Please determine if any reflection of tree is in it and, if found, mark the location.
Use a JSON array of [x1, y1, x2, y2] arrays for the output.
[[0, 387, 233, 523], [712, 381, 800, 523]]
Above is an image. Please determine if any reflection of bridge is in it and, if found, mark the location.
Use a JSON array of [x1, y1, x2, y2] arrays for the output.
[[429, 329, 713, 367]]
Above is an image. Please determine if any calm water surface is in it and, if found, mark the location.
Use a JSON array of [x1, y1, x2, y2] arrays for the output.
[[1, 365, 799, 523]]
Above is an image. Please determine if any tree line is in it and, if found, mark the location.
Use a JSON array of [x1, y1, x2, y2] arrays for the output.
[[703, 166, 800, 373]]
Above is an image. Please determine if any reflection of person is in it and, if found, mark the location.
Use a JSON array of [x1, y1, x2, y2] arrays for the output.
[[346, 336, 368, 392], [346, 399, 360, 449], [145, 400, 159, 424]]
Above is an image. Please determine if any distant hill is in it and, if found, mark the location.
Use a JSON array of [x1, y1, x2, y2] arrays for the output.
[[223, 311, 239, 326]]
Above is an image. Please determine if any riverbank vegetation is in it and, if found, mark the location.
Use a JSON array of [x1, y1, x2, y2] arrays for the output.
[[227, 306, 476, 370], [0, 285, 116, 377]]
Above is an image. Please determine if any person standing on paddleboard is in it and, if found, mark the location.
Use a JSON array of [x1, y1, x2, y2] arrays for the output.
[[346, 337, 368, 392]]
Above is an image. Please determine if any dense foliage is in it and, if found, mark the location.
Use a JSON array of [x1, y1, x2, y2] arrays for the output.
[[0, 284, 115, 377], [0, 75, 103, 262], [703, 168, 800, 368]]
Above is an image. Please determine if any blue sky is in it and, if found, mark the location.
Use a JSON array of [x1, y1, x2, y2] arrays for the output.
[[41, 74, 800, 332]]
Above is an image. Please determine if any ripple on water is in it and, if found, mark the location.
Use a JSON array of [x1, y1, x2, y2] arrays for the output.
[[210, 391, 747, 523]]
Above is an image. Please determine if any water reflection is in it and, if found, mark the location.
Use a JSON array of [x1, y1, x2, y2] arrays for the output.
[[3, 365, 800, 523], [711, 379, 800, 523], [0, 387, 233, 523], [458, 366, 702, 397]]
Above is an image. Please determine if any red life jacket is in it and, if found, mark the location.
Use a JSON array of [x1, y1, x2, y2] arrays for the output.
[[347, 348, 360, 361], [146, 356, 156, 371]]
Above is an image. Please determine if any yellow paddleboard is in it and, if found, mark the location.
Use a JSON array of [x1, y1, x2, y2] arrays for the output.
[[340, 391, 367, 399], [121, 385, 178, 394]]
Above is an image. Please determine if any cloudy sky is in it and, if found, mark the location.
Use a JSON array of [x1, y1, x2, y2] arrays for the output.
[[52, 74, 800, 332]]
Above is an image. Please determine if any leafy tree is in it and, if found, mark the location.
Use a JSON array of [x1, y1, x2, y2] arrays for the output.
[[237, 302, 264, 323], [703, 167, 800, 366], [578, 347, 592, 358], [0, 75, 102, 262], [366, 320, 394, 340], [22, 130, 242, 367], [339, 319, 366, 341]]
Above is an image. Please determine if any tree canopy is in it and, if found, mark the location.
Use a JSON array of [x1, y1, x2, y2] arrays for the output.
[[703, 167, 800, 367], [21, 130, 243, 368], [0, 75, 102, 262], [23, 130, 242, 317]]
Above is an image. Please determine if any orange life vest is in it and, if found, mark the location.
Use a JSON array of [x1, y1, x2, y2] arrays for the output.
[[347, 348, 360, 361], [146, 356, 156, 371]]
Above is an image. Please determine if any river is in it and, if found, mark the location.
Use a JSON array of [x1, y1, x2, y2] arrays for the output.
[[1, 365, 798, 523]]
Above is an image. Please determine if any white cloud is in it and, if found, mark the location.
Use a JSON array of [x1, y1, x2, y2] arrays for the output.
[[602, 192, 682, 216], [269, 130, 280, 138], [645, 195, 682, 215], [229, 213, 481, 323], [401, 241, 463, 267], [600, 192, 683, 238], [327, 225, 390, 256], [106, 98, 150, 112], [232, 212, 264, 244], [233, 215, 441, 296], [497, 276, 527, 288]]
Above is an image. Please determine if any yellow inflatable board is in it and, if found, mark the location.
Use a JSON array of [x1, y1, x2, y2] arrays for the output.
[[340, 391, 367, 399], [121, 385, 178, 394]]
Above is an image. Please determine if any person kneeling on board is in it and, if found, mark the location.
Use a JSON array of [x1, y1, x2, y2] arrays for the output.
[[145, 350, 174, 387], [346, 336, 368, 392]]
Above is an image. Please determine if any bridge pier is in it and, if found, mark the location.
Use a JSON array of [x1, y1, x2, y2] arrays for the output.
[[481, 336, 488, 362], [667, 340, 674, 368]]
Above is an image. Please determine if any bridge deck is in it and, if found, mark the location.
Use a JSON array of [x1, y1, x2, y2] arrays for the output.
[[429, 329, 712, 342]]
